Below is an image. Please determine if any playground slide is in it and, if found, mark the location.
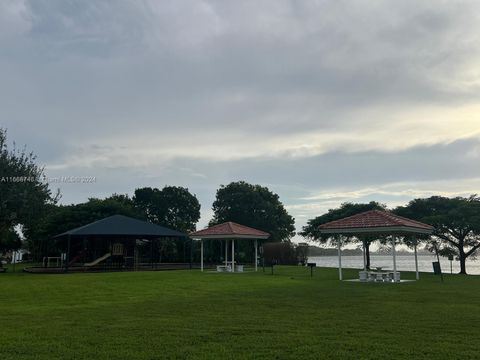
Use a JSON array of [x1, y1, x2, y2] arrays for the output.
[[84, 253, 111, 267]]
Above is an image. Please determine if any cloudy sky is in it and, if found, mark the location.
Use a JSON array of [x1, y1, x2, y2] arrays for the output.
[[2, 0, 480, 240]]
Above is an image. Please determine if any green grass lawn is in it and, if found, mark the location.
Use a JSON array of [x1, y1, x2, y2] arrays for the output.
[[1, 266, 480, 360]]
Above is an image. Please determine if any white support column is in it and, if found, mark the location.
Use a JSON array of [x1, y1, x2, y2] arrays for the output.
[[392, 237, 397, 282], [363, 240, 367, 271], [225, 239, 228, 267], [200, 239, 204, 272], [231, 239, 235, 273], [338, 238, 343, 281], [414, 239, 419, 280], [254, 239, 258, 272]]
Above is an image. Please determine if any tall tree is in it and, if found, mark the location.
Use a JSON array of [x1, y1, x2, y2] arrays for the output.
[[0, 128, 56, 254], [395, 195, 480, 275], [0, 228, 21, 254], [133, 186, 200, 233], [210, 181, 295, 242], [133, 186, 200, 263], [301, 201, 386, 269]]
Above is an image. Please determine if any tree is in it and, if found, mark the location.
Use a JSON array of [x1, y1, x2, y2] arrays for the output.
[[133, 186, 200, 233], [133, 186, 201, 262], [300, 201, 386, 269], [394, 195, 480, 275], [210, 181, 295, 242], [0, 128, 56, 256], [0, 228, 21, 253]]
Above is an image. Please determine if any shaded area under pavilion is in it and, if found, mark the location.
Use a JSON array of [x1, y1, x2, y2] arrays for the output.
[[318, 210, 434, 282], [25, 215, 189, 273], [190, 222, 270, 272]]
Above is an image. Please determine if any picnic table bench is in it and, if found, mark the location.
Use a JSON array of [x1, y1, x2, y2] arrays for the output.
[[359, 270, 401, 282]]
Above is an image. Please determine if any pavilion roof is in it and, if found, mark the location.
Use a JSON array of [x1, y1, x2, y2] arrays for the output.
[[190, 222, 270, 239], [54, 215, 186, 238], [318, 210, 434, 235]]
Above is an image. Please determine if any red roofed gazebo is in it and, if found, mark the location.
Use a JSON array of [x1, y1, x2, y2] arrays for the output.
[[190, 222, 270, 272], [318, 210, 434, 282]]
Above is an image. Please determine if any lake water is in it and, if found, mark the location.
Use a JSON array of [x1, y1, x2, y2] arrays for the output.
[[308, 255, 480, 275]]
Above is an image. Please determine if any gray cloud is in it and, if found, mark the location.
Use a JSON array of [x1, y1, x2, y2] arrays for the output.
[[1, 0, 480, 239], [42, 137, 480, 237]]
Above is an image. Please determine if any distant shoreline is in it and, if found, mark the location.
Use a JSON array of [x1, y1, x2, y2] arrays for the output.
[[308, 247, 432, 257], [310, 254, 437, 257]]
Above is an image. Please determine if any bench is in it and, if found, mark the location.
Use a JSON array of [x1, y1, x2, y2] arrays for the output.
[[359, 270, 401, 282], [216, 265, 232, 272]]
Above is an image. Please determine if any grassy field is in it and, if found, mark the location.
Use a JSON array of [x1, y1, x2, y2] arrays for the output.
[[1, 266, 480, 360]]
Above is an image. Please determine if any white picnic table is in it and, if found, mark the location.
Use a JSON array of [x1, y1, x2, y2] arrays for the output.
[[216, 261, 244, 272], [359, 269, 401, 282]]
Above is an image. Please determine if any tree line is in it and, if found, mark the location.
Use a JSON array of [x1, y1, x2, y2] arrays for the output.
[[1, 128, 480, 273]]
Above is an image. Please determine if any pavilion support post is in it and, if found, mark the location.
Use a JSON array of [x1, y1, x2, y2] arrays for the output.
[[65, 234, 71, 273], [392, 236, 398, 282], [338, 238, 343, 281], [155, 239, 160, 270], [362, 240, 367, 271], [82, 236, 87, 267], [183, 238, 186, 263], [189, 238, 193, 270], [134, 241, 137, 272], [231, 239, 235, 273], [225, 239, 228, 267], [414, 239, 419, 280], [200, 239, 204, 272], [151, 239, 154, 269], [254, 239, 258, 272]]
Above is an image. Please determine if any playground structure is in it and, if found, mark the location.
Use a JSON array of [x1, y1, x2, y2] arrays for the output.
[[24, 215, 190, 273]]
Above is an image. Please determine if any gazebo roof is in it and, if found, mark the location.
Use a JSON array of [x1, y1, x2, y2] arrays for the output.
[[318, 210, 434, 235], [54, 215, 187, 238], [190, 221, 270, 239]]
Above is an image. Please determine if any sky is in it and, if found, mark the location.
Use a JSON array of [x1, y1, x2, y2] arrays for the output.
[[1, 0, 480, 242]]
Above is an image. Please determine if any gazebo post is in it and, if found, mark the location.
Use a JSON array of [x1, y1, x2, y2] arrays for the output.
[[362, 240, 366, 271], [338, 237, 343, 281], [200, 239, 204, 272], [225, 239, 228, 268], [231, 239, 235, 272], [254, 239, 258, 272], [414, 238, 419, 280], [392, 236, 397, 282]]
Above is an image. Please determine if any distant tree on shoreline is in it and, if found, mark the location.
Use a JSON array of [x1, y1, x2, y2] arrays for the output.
[[395, 195, 480, 275]]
